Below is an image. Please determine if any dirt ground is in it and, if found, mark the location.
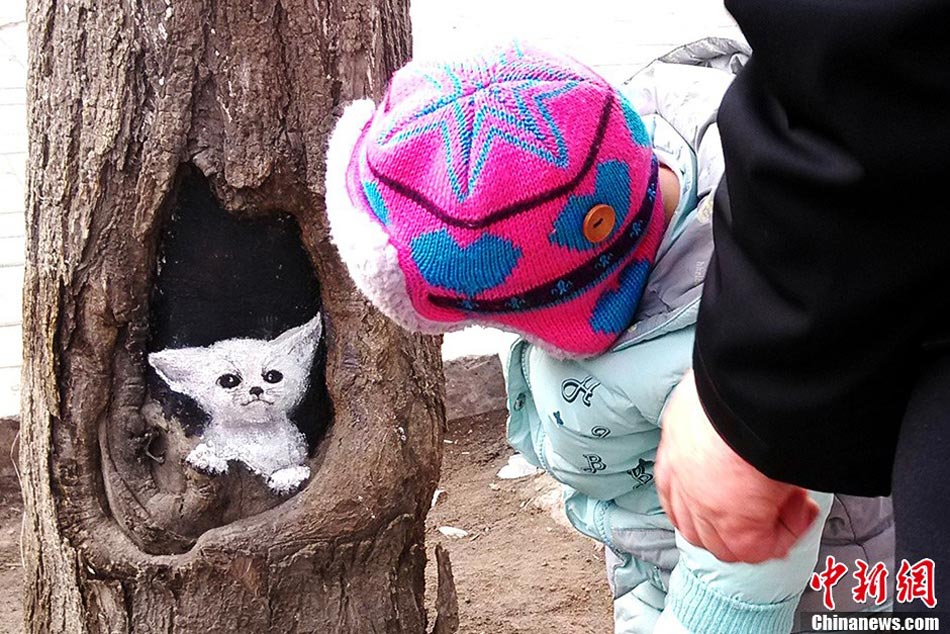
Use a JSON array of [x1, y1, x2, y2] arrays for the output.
[[0, 410, 612, 633], [424, 411, 613, 633], [0, 478, 22, 634]]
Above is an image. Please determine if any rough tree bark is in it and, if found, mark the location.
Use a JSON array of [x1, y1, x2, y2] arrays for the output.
[[21, 0, 449, 632]]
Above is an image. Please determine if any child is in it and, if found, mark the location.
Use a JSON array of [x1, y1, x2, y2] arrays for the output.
[[324, 41, 893, 633]]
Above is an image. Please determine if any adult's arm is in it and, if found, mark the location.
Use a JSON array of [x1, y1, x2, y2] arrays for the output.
[[695, 0, 950, 496]]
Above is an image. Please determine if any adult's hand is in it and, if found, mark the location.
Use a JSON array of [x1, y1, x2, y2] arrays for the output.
[[656, 370, 820, 563]]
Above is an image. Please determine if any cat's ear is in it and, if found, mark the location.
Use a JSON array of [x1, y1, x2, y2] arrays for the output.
[[270, 313, 323, 367], [148, 347, 204, 397]]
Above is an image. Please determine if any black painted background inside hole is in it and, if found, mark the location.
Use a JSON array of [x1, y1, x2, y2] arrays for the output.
[[148, 168, 330, 446]]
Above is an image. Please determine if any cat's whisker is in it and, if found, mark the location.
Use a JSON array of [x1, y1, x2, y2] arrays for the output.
[[238, 396, 277, 407]]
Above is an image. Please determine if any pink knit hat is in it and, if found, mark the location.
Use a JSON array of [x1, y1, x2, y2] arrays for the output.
[[325, 44, 664, 357]]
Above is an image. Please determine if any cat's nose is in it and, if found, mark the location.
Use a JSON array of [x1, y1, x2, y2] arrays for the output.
[[249, 386, 264, 397]]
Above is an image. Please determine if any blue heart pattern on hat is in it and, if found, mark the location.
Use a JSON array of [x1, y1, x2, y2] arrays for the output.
[[550, 160, 631, 252], [589, 259, 651, 334], [411, 229, 523, 296]]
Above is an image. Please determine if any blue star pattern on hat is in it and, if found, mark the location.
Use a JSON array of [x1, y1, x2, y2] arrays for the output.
[[375, 49, 591, 202]]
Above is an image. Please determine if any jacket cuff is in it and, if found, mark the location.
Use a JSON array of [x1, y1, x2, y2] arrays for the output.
[[664, 561, 800, 634], [691, 341, 773, 475], [692, 340, 892, 495]]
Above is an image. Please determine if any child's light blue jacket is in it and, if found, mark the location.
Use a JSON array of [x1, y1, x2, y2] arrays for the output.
[[505, 39, 893, 634]]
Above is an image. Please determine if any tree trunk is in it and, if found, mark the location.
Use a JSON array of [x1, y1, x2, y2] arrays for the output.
[[21, 1, 447, 632]]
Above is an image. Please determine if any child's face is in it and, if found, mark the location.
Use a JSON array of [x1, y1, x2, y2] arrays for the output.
[[658, 163, 681, 226]]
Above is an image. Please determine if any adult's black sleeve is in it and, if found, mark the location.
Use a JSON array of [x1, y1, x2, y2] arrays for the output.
[[694, 0, 950, 496]]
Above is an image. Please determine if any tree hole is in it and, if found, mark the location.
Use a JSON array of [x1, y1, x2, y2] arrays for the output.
[[136, 167, 330, 550]]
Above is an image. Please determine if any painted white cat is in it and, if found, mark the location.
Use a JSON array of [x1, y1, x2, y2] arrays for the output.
[[148, 314, 322, 494]]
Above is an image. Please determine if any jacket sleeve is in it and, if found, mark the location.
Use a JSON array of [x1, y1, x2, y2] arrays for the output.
[[693, 0, 950, 495]]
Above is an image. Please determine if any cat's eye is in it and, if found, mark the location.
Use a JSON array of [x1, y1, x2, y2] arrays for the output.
[[263, 370, 283, 384], [217, 373, 242, 389]]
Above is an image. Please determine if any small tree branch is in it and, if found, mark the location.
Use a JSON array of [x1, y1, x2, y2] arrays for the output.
[[432, 544, 459, 634]]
